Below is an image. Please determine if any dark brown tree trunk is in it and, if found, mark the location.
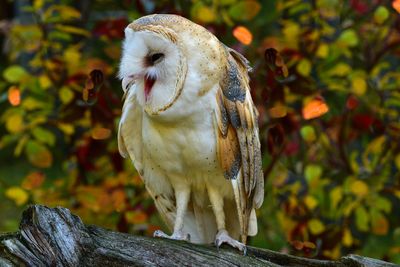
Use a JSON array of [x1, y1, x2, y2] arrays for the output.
[[0, 205, 397, 267]]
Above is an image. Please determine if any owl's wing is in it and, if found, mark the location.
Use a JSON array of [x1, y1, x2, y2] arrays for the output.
[[214, 47, 264, 243], [118, 85, 144, 174], [118, 85, 176, 230]]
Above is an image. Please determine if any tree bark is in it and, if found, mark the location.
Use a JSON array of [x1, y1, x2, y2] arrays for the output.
[[0, 205, 397, 267]]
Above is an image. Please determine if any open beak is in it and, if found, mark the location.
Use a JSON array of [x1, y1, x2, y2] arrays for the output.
[[144, 74, 156, 102]]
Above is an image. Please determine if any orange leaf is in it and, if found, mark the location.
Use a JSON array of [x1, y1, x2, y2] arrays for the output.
[[22, 172, 45, 190], [8, 86, 21, 106], [125, 211, 148, 224], [372, 216, 389, 235], [302, 98, 329, 120], [233, 26, 253, 45], [290, 240, 304, 250], [31, 149, 53, 168], [92, 127, 111, 140], [111, 189, 126, 211], [393, 0, 400, 13]]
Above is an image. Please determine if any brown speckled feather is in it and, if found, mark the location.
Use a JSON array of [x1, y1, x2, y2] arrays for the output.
[[215, 47, 264, 244]]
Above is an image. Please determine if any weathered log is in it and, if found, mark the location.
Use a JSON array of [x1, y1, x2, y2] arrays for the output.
[[0, 205, 397, 267]]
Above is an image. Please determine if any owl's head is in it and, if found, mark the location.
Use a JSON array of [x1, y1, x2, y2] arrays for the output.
[[119, 14, 226, 117], [119, 15, 189, 115]]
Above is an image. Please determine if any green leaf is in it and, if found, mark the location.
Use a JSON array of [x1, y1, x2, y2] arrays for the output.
[[300, 125, 316, 142], [355, 206, 369, 232], [374, 6, 389, 24], [32, 127, 56, 146], [337, 29, 359, 47], [375, 196, 392, 213], [305, 164, 322, 182], [229, 0, 261, 21], [3, 65, 28, 83], [25, 140, 53, 168]]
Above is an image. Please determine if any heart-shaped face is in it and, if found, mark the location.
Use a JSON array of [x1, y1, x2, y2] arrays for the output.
[[119, 24, 187, 116]]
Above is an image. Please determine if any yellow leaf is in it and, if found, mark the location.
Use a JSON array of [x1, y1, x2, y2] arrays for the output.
[[394, 190, 400, 199], [59, 86, 74, 104], [33, 0, 44, 10], [328, 63, 351, 76], [64, 46, 82, 70], [350, 180, 369, 198], [283, 22, 300, 49], [196, 6, 216, 23], [330, 187, 343, 210], [54, 24, 90, 36], [44, 5, 81, 22], [296, 59, 312, 77], [316, 44, 329, 58], [342, 228, 353, 247], [305, 195, 318, 210], [308, 219, 325, 235], [6, 113, 24, 133], [5, 187, 29, 206], [39, 75, 52, 89], [233, 26, 253, 45], [268, 104, 287, 118], [352, 77, 367, 96], [366, 135, 386, 154], [58, 123, 74, 135]]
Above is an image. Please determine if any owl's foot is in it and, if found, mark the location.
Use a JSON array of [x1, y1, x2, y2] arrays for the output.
[[215, 229, 247, 254], [153, 230, 191, 242]]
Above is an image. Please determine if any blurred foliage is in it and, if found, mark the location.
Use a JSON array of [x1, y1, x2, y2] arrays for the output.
[[0, 0, 400, 263]]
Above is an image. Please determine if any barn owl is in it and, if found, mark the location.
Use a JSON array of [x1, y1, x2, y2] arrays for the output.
[[118, 14, 264, 251]]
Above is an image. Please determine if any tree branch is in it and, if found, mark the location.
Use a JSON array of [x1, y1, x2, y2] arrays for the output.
[[0, 205, 397, 267]]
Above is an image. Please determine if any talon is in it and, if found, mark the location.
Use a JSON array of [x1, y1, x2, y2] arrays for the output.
[[153, 230, 168, 238], [153, 230, 190, 242], [214, 229, 246, 253]]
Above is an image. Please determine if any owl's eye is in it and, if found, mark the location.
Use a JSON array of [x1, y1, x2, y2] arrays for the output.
[[150, 53, 164, 64]]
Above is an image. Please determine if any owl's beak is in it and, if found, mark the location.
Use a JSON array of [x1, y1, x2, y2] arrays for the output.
[[144, 74, 156, 102]]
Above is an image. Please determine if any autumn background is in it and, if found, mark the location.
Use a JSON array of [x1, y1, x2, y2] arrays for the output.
[[0, 0, 400, 263]]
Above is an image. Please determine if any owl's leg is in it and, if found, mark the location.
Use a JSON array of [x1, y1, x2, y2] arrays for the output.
[[154, 185, 191, 241], [207, 186, 246, 253]]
